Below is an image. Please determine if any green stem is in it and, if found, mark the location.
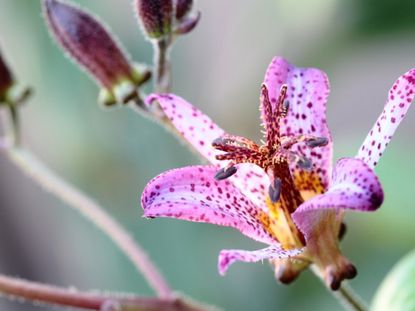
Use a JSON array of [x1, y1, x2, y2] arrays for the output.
[[335, 284, 368, 311], [311, 265, 368, 311], [154, 38, 172, 93]]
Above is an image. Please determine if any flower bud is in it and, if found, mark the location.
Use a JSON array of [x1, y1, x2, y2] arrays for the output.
[[0, 51, 14, 100], [43, 0, 150, 106], [135, 0, 173, 39], [0, 50, 31, 105], [175, 0, 193, 20]]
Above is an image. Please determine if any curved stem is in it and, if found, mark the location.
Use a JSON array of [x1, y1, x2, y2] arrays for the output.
[[2, 147, 172, 299], [0, 274, 213, 311], [311, 265, 367, 311], [335, 285, 368, 311]]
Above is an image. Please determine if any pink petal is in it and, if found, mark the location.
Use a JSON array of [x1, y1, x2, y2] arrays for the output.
[[141, 165, 278, 245], [145, 94, 225, 164], [357, 68, 415, 169], [292, 157, 384, 240], [218, 245, 303, 275], [145, 93, 271, 212], [230, 165, 269, 212], [263, 57, 332, 190]]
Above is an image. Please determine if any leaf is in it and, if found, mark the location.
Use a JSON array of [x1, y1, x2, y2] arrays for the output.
[[372, 250, 415, 311]]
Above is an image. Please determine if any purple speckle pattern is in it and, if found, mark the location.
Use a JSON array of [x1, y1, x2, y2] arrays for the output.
[[145, 93, 270, 211], [218, 246, 303, 275], [141, 165, 278, 245], [145, 94, 225, 163], [292, 157, 384, 240], [357, 69, 415, 169], [263, 57, 332, 190]]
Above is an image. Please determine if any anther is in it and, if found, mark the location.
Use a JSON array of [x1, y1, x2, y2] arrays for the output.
[[214, 166, 237, 181], [281, 100, 289, 117], [297, 157, 313, 170], [268, 177, 282, 203], [305, 137, 329, 148]]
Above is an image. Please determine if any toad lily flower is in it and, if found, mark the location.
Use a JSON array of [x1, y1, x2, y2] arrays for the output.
[[141, 57, 415, 290]]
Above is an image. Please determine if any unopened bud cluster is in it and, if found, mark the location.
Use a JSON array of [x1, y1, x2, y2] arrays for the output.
[[135, 0, 200, 40]]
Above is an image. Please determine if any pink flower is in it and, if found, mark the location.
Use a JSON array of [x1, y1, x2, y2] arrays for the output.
[[141, 57, 415, 290]]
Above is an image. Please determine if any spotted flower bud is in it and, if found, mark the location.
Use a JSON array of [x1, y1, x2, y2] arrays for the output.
[[135, 0, 200, 40], [43, 0, 150, 107], [135, 0, 173, 39], [0, 49, 31, 105], [176, 0, 193, 20]]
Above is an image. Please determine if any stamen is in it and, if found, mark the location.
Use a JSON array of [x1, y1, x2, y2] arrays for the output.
[[281, 100, 289, 117], [268, 177, 282, 203], [305, 137, 329, 148], [214, 166, 237, 181], [297, 156, 313, 170], [212, 137, 232, 147]]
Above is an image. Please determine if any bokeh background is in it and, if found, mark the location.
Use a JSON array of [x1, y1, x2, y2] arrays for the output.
[[1, 0, 415, 310]]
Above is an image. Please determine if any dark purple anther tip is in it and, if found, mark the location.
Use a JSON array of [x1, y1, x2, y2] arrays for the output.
[[297, 157, 313, 170], [214, 166, 237, 181], [306, 137, 329, 148], [268, 178, 282, 203]]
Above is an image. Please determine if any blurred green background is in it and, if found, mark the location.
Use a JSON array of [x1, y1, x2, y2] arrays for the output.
[[1, 0, 415, 310]]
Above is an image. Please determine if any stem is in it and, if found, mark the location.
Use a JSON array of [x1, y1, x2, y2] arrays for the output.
[[0, 274, 213, 311], [2, 147, 172, 299], [154, 38, 172, 93], [311, 265, 368, 311], [335, 285, 368, 311]]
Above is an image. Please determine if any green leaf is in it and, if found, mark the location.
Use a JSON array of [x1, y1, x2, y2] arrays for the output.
[[372, 250, 415, 311]]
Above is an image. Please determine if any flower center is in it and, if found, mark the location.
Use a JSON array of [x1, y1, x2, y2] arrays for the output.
[[211, 84, 329, 249]]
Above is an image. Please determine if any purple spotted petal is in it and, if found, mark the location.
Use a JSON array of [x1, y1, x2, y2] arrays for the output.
[[357, 68, 415, 169], [230, 165, 269, 212], [141, 165, 278, 245], [145, 93, 270, 211], [145, 94, 225, 163], [292, 157, 383, 240], [218, 245, 303, 275], [263, 57, 332, 190]]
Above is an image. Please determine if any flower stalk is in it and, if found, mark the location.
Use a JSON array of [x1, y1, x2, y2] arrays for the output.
[[0, 274, 213, 311], [154, 38, 172, 93], [0, 101, 172, 299], [311, 265, 367, 311], [2, 146, 172, 299]]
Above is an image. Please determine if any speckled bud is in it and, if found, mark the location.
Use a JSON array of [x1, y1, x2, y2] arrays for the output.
[[0, 49, 31, 105], [175, 0, 193, 20], [0, 51, 14, 100], [43, 0, 150, 106], [135, 0, 173, 39]]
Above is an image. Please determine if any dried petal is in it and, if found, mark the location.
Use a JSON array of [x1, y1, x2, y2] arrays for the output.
[[135, 0, 173, 39], [43, 0, 149, 105]]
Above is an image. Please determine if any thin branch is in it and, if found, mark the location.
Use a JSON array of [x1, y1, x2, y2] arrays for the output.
[[334, 284, 368, 311], [0, 274, 214, 311], [2, 147, 172, 299], [153, 38, 172, 93]]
